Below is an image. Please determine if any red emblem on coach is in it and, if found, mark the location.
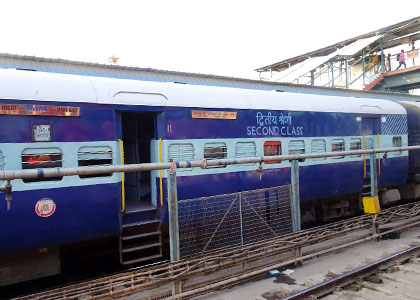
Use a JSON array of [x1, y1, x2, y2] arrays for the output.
[[35, 198, 56, 217]]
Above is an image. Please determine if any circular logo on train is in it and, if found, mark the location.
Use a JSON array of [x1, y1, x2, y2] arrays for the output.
[[35, 198, 56, 217]]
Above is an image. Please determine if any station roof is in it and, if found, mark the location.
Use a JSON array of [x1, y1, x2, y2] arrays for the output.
[[256, 16, 420, 73]]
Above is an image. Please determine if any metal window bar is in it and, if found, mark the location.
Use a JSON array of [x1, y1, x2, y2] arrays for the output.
[[350, 138, 362, 157], [21, 149, 63, 182], [311, 139, 326, 161], [78, 147, 114, 178], [168, 144, 194, 171], [235, 142, 256, 158], [235, 142, 257, 165], [289, 140, 305, 162], [204, 143, 227, 168]]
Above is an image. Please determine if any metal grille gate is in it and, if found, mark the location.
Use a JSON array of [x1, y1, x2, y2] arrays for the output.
[[178, 185, 292, 258]]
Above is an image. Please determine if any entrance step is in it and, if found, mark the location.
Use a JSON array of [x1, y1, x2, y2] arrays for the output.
[[362, 177, 372, 197], [122, 206, 157, 225], [120, 209, 162, 266]]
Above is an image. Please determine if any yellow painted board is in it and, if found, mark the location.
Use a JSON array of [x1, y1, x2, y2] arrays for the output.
[[362, 196, 381, 214]]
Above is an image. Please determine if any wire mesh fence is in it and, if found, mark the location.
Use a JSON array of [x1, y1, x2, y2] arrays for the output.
[[178, 185, 292, 258]]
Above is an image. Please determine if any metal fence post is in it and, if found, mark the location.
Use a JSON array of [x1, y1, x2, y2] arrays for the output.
[[239, 193, 244, 246], [369, 153, 378, 197], [369, 153, 379, 239], [290, 160, 301, 232], [168, 164, 181, 295]]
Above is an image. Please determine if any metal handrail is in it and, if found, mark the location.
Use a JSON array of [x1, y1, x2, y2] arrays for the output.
[[0, 145, 418, 181]]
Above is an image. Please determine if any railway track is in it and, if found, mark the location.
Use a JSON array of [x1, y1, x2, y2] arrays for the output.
[[13, 201, 420, 300], [282, 244, 420, 300]]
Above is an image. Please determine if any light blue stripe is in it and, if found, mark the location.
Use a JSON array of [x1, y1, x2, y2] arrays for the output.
[[0, 141, 121, 191]]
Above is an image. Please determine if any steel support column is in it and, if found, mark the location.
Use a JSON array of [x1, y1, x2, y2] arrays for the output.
[[290, 160, 301, 232], [168, 168, 181, 295], [310, 70, 315, 85], [345, 58, 349, 88], [330, 60, 335, 88], [369, 153, 378, 197], [380, 38, 385, 72], [362, 48, 366, 85]]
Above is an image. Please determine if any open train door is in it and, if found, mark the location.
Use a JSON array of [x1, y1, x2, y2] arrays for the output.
[[121, 112, 157, 210]]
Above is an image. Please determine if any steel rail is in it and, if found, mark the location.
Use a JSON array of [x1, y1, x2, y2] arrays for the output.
[[280, 244, 420, 300], [13, 201, 420, 300], [0, 145, 419, 181], [164, 220, 420, 300]]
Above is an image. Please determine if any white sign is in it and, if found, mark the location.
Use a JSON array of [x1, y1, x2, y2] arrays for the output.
[[33, 125, 51, 142]]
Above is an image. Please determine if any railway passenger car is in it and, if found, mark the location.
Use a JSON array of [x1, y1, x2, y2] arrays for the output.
[[0, 69, 409, 285]]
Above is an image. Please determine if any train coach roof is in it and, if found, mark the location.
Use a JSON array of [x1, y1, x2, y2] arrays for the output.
[[0, 69, 407, 115]]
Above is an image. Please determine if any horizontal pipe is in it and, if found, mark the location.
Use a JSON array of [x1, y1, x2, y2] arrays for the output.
[[0, 145, 418, 181]]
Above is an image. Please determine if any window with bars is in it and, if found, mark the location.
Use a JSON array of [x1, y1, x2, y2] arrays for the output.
[[236, 141, 257, 165], [289, 140, 305, 162], [168, 143, 194, 171], [364, 137, 374, 150], [78, 146, 113, 178], [350, 138, 362, 157], [204, 142, 227, 168], [264, 141, 282, 164], [311, 139, 326, 161], [332, 139, 345, 159], [21, 148, 63, 182], [393, 136, 402, 155]]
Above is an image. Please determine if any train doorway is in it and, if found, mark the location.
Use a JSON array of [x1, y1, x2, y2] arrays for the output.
[[121, 112, 157, 209]]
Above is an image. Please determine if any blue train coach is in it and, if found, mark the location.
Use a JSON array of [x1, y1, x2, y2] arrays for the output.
[[0, 69, 409, 284]]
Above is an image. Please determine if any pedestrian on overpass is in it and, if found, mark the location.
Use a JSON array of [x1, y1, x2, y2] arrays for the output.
[[396, 49, 407, 70], [386, 53, 391, 71]]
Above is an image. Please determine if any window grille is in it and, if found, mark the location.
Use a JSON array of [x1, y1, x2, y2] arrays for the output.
[[289, 140, 305, 162], [332, 139, 345, 159], [78, 146, 113, 178], [393, 136, 402, 155], [311, 139, 326, 161], [350, 138, 362, 157], [393, 136, 402, 147], [235, 142, 256, 158], [168, 143, 194, 171], [204, 142, 227, 168], [21, 148, 63, 182], [264, 141, 282, 164], [365, 137, 374, 150]]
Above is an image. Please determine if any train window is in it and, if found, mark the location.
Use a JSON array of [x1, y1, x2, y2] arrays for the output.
[[235, 142, 256, 165], [78, 146, 113, 179], [393, 136, 402, 155], [168, 143, 194, 171], [21, 148, 63, 183], [393, 136, 402, 147], [264, 141, 282, 164], [332, 139, 345, 159], [204, 142, 227, 168], [364, 137, 374, 150], [350, 138, 362, 157], [311, 139, 326, 161], [289, 140, 305, 162]]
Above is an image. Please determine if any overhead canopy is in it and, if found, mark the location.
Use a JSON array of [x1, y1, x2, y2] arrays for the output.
[[257, 16, 420, 73], [275, 36, 382, 83]]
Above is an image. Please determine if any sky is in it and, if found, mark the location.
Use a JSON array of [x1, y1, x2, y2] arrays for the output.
[[1, 0, 420, 79]]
